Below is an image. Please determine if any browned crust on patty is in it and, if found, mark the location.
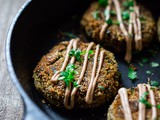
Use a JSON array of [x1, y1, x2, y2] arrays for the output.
[[107, 86, 160, 120], [81, 1, 156, 53], [33, 40, 121, 108]]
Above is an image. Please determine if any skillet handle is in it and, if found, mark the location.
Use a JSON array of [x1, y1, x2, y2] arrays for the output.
[[22, 95, 51, 120]]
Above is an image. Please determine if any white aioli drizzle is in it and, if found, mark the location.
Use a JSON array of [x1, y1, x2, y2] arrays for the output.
[[99, 0, 112, 40], [134, 6, 142, 51], [138, 84, 146, 120], [113, 0, 132, 63], [146, 84, 157, 120], [118, 88, 133, 120]]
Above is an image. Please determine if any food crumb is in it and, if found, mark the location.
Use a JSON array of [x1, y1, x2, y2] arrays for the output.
[[42, 99, 46, 104]]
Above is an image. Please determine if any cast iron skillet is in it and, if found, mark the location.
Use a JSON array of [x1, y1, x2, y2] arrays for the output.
[[5, 0, 160, 120]]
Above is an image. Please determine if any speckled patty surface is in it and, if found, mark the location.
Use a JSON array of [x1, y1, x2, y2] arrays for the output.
[[81, 1, 156, 53], [107, 85, 160, 120], [33, 40, 121, 108]]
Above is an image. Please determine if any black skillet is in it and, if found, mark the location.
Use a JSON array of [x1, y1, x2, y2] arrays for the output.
[[5, 0, 160, 120]]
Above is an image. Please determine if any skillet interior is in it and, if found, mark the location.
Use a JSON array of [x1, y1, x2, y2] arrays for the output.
[[10, 0, 160, 119]]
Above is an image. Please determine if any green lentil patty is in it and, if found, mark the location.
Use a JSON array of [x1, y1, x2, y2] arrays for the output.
[[81, 1, 156, 54], [107, 85, 160, 120], [33, 40, 120, 108]]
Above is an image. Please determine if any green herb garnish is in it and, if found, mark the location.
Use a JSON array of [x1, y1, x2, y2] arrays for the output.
[[106, 19, 113, 25], [146, 70, 152, 75], [98, 0, 108, 7], [80, 50, 94, 59], [122, 11, 130, 20], [98, 86, 105, 90], [113, 21, 120, 25], [123, 0, 134, 8], [73, 81, 81, 88], [150, 81, 159, 87], [110, 10, 116, 15], [63, 32, 77, 39], [69, 49, 82, 61], [128, 66, 137, 81], [58, 64, 78, 87], [150, 62, 159, 68], [157, 104, 160, 109], [140, 16, 146, 21], [141, 57, 148, 63], [139, 92, 152, 108], [92, 11, 100, 20]]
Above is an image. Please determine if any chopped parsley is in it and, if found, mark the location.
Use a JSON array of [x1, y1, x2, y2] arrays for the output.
[[128, 66, 137, 81], [110, 10, 116, 15], [146, 70, 152, 75], [106, 19, 113, 25], [80, 50, 94, 59], [122, 11, 130, 20], [63, 32, 77, 39], [123, 0, 134, 8], [98, 86, 105, 90], [92, 11, 100, 20], [69, 49, 82, 61], [141, 57, 148, 63], [140, 16, 146, 21], [150, 81, 159, 87], [157, 104, 160, 109], [150, 62, 159, 68], [58, 64, 78, 87], [98, 0, 108, 7], [73, 81, 81, 88], [139, 92, 152, 108]]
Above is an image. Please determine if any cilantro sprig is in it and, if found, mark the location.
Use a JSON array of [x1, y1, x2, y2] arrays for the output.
[[69, 49, 82, 61], [123, 0, 134, 8], [139, 92, 152, 108], [69, 49, 94, 61], [128, 66, 137, 81], [122, 11, 130, 20], [58, 64, 79, 87], [98, 0, 108, 7], [92, 11, 100, 20], [150, 62, 159, 68]]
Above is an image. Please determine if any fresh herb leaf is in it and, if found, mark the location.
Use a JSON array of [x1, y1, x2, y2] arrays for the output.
[[80, 50, 94, 58], [58, 64, 78, 87], [92, 11, 100, 20], [150, 62, 159, 68], [150, 81, 159, 87], [141, 57, 148, 63], [157, 104, 160, 109], [128, 66, 137, 81], [98, 0, 108, 7], [113, 21, 120, 25], [110, 10, 116, 15], [106, 19, 113, 25], [140, 16, 146, 21], [73, 81, 81, 88], [63, 32, 77, 39], [98, 86, 105, 90], [123, 0, 134, 8], [139, 92, 152, 108], [122, 11, 130, 20], [146, 70, 152, 75], [69, 49, 82, 61]]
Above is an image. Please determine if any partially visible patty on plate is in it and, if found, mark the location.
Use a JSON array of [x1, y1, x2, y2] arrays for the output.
[[107, 84, 160, 120], [33, 38, 121, 109], [81, 0, 156, 62]]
